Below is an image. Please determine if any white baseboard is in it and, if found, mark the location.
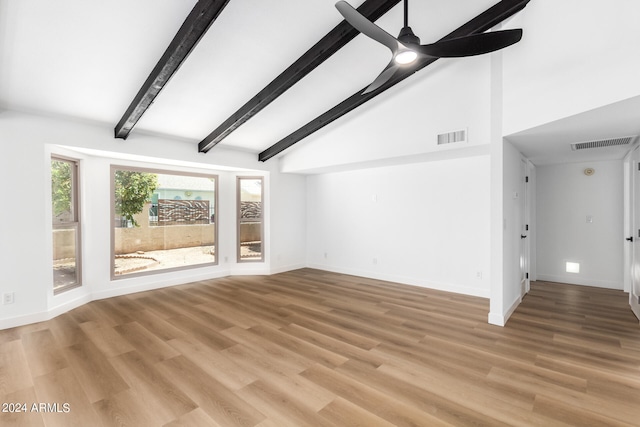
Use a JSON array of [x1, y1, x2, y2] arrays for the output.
[[0, 293, 93, 330], [0, 311, 51, 330], [488, 312, 505, 327], [536, 274, 623, 290], [306, 263, 490, 298], [269, 263, 306, 275], [92, 269, 231, 301], [48, 293, 93, 319], [488, 296, 522, 327], [2, 263, 490, 330], [631, 292, 640, 322], [1, 264, 297, 330]]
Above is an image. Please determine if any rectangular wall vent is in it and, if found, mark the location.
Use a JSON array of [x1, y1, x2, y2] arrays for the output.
[[437, 129, 467, 145], [570, 136, 636, 151]]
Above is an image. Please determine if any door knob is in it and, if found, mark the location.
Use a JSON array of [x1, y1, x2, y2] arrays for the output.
[[626, 236, 634, 242]]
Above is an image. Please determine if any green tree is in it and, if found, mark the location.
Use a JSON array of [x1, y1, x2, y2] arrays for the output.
[[114, 171, 158, 227], [51, 160, 72, 216]]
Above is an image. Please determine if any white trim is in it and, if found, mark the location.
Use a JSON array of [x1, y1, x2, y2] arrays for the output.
[[269, 263, 306, 275], [0, 311, 53, 331], [2, 264, 493, 330], [631, 294, 640, 322], [96, 270, 232, 301], [0, 293, 91, 330], [1, 266, 308, 330], [488, 296, 521, 327], [504, 296, 522, 323], [307, 263, 490, 298], [536, 274, 623, 290], [488, 312, 505, 327], [623, 149, 634, 294], [48, 293, 93, 320]]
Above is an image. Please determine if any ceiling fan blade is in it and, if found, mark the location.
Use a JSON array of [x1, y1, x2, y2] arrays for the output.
[[418, 29, 523, 58], [336, 1, 402, 53], [363, 60, 400, 94]]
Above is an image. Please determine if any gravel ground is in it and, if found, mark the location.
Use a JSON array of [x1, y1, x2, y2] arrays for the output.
[[56, 244, 263, 281], [115, 246, 216, 275], [115, 244, 262, 275]]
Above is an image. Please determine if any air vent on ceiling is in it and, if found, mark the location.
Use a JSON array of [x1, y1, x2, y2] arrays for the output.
[[570, 136, 636, 151], [437, 129, 467, 145]]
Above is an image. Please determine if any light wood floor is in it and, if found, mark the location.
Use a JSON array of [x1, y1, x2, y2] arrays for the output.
[[1, 269, 639, 426]]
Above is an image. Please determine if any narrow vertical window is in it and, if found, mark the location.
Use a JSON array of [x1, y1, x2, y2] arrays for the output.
[[237, 177, 264, 262], [51, 157, 81, 293]]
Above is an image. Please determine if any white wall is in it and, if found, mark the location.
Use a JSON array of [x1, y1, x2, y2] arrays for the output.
[[503, 0, 640, 135], [536, 160, 624, 289], [306, 155, 491, 297], [4, 2, 638, 330], [0, 129, 50, 321], [0, 111, 307, 329], [280, 55, 492, 174], [501, 141, 528, 319], [268, 169, 307, 274]]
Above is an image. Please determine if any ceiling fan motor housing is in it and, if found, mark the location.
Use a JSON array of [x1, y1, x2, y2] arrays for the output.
[[398, 26, 420, 45]]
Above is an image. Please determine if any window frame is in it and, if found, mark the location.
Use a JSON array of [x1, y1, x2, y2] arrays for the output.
[[51, 155, 82, 294], [110, 165, 219, 279], [237, 176, 265, 263]]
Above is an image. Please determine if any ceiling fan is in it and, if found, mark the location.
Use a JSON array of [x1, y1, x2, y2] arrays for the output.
[[336, 0, 523, 94]]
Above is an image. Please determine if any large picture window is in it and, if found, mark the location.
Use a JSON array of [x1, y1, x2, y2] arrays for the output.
[[237, 176, 264, 262], [111, 166, 218, 277], [51, 156, 81, 293]]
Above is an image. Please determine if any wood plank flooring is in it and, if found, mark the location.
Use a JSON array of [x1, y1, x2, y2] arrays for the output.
[[1, 269, 639, 426]]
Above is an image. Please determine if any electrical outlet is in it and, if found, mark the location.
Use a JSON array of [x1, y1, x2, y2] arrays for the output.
[[477, 271, 483, 279], [3, 292, 14, 305], [373, 258, 378, 265]]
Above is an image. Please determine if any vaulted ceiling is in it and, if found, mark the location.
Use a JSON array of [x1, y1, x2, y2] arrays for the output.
[[0, 1, 524, 155], [1, 0, 637, 166]]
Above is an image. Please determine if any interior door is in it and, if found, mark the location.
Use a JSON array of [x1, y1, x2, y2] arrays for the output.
[[630, 148, 640, 320], [519, 159, 529, 297]]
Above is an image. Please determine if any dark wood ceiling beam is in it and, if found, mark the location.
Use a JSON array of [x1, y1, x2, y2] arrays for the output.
[[258, 0, 530, 162], [198, 0, 402, 153], [114, 0, 231, 140]]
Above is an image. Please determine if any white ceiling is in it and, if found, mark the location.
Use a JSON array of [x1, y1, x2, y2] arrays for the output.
[[1, 0, 637, 165], [506, 95, 640, 166]]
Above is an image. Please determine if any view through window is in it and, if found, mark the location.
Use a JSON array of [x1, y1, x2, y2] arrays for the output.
[[112, 167, 218, 277], [51, 156, 81, 293], [238, 176, 264, 262]]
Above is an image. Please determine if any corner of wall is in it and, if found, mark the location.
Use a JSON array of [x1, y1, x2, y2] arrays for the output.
[[488, 312, 505, 327], [488, 295, 522, 327]]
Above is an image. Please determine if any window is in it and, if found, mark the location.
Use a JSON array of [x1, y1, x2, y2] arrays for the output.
[[237, 176, 264, 262], [51, 157, 81, 293], [111, 166, 218, 277]]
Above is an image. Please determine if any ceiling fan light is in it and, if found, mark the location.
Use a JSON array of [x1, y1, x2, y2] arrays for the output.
[[395, 50, 417, 64]]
